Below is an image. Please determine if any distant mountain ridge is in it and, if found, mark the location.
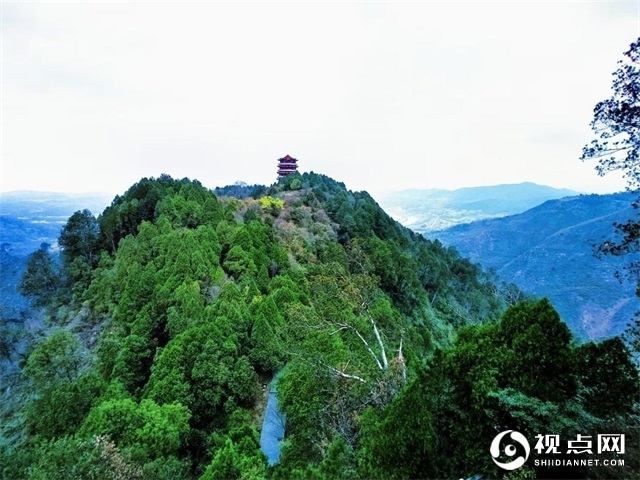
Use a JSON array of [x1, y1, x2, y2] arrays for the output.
[[0, 191, 111, 320], [0, 191, 112, 255], [379, 182, 578, 232], [430, 192, 639, 340]]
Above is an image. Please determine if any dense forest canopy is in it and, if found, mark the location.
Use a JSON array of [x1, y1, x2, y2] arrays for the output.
[[1, 172, 637, 479]]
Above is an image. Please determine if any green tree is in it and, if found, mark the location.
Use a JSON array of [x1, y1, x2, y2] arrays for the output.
[[26, 435, 116, 480], [358, 370, 436, 479], [26, 371, 105, 439], [80, 398, 191, 461], [224, 245, 257, 280], [249, 313, 281, 372], [200, 418, 267, 480], [111, 334, 155, 397], [18, 248, 61, 307], [59, 209, 100, 268], [24, 330, 84, 387], [290, 178, 303, 191], [166, 280, 205, 337], [228, 356, 258, 405], [575, 337, 639, 417], [582, 37, 640, 188], [415, 298, 639, 479], [0, 316, 26, 361], [144, 320, 248, 429], [497, 299, 576, 402], [581, 37, 640, 351], [318, 437, 355, 480]]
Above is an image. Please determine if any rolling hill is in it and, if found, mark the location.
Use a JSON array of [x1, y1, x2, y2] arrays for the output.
[[0, 191, 112, 255], [430, 192, 639, 340], [378, 182, 578, 233]]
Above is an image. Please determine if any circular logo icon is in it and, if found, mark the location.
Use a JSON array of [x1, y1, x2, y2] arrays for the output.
[[490, 430, 530, 470]]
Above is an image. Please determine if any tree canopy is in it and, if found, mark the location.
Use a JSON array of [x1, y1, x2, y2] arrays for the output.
[[4, 173, 638, 479], [582, 37, 640, 189]]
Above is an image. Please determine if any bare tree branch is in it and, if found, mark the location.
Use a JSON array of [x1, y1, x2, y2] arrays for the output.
[[332, 320, 384, 371], [368, 314, 388, 370], [398, 337, 406, 384], [328, 365, 366, 383]]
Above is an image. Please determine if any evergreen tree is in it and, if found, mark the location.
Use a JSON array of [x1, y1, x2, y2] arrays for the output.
[[18, 247, 60, 307]]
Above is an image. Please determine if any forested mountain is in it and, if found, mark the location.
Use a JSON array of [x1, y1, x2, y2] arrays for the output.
[[379, 182, 577, 233], [0, 174, 636, 480], [431, 193, 639, 340]]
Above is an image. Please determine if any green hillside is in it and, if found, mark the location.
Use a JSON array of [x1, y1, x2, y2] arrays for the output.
[[0, 174, 636, 480]]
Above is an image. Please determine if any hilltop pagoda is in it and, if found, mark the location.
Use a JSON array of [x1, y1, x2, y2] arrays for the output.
[[277, 154, 298, 178]]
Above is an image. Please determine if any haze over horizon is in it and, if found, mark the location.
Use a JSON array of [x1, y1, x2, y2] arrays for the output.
[[2, 2, 638, 198], [0, 180, 597, 201]]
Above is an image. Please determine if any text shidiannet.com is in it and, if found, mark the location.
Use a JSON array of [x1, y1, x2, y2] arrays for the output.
[[490, 431, 627, 472], [534, 458, 624, 467]]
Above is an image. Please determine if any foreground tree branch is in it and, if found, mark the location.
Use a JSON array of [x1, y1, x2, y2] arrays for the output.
[[327, 365, 366, 383]]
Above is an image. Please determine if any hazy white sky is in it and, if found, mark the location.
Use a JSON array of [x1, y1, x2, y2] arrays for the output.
[[1, 1, 639, 197]]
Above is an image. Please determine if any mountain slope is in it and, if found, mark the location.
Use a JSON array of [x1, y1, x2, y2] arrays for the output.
[[430, 193, 639, 339], [379, 182, 578, 233], [1, 174, 636, 480], [1, 174, 507, 475], [0, 248, 30, 320], [0, 192, 111, 320]]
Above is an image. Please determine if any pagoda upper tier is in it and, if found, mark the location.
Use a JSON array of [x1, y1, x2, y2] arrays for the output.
[[277, 154, 298, 178]]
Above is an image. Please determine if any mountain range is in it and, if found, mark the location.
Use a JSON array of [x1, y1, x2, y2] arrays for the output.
[[429, 192, 639, 340], [378, 182, 578, 233], [2, 185, 635, 341], [0, 191, 112, 256]]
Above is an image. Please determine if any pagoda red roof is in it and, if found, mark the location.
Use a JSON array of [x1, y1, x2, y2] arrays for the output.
[[277, 154, 299, 178]]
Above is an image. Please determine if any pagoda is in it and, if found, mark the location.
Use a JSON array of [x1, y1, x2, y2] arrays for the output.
[[277, 154, 298, 178]]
